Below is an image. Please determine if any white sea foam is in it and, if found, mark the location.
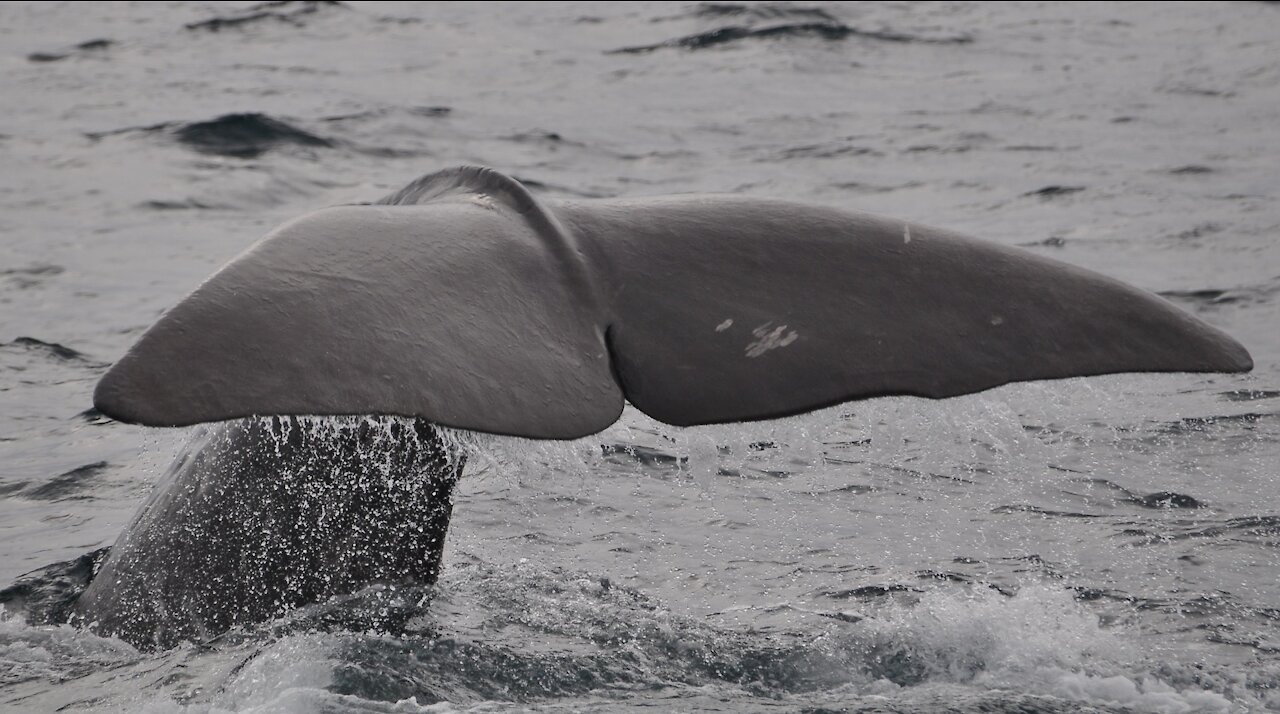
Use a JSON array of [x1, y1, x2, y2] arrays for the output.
[[842, 584, 1240, 712], [0, 610, 138, 686]]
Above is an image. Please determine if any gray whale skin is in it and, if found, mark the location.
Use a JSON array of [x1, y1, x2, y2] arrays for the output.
[[77, 166, 1252, 648]]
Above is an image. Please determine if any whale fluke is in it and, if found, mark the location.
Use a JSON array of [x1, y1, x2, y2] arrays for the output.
[[93, 166, 1252, 437]]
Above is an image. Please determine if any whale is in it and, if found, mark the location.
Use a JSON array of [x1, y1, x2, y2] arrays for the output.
[[72, 166, 1251, 647]]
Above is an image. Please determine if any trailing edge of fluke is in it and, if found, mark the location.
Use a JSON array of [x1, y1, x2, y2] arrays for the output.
[[94, 166, 1253, 438]]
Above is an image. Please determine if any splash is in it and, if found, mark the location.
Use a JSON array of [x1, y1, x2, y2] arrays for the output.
[[842, 584, 1239, 712]]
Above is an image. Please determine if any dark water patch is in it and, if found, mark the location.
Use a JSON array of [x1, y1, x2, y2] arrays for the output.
[[1023, 185, 1085, 198], [1139, 591, 1280, 628], [914, 570, 971, 584], [969, 101, 1036, 117], [1169, 164, 1215, 175], [506, 130, 578, 145], [824, 583, 916, 599], [992, 504, 1101, 519], [0, 547, 110, 626], [1001, 554, 1065, 578], [912, 571, 1015, 597], [1159, 275, 1280, 309], [84, 120, 172, 141], [715, 466, 789, 479], [409, 105, 452, 118], [1160, 287, 1231, 302], [2, 264, 65, 277], [792, 560, 877, 577], [776, 142, 881, 160], [614, 149, 701, 163], [817, 609, 864, 624], [1064, 481, 1136, 504], [600, 443, 687, 469], [2, 263, 65, 289], [1158, 411, 1271, 434], [832, 180, 922, 194], [321, 106, 452, 123], [88, 113, 334, 159], [324, 612, 869, 703], [24, 461, 111, 501], [329, 635, 643, 704], [319, 109, 391, 123], [1212, 192, 1263, 201], [1158, 287, 1240, 305], [903, 143, 973, 154], [807, 692, 1122, 713], [1126, 515, 1280, 546], [1067, 478, 1204, 510], [174, 113, 333, 158], [821, 483, 876, 495], [3, 336, 94, 363], [842, 460, 976, 486], [1204, 515, 1280, 542], [185, 0, 342, 32], [689, 3, 840, 23], [1206, 631, 1280, 653], [347, 144, 429, 159], [26, 38, 114, 63], [1220, 388, 1280, 402], [609, 22, 971, 54], [77, 407, 113, 425], [497, 532, 574, 546], [0, 481, 28, 496], [1170, 222, 1223, 241], [312, 107, 454, 158], [414, 567, 873, 699], [1018, 235, 1067, 248], [138, 199, 223, 211], [1068, 476, 1136, 495], [1004, 144, 1062, 152], [256, 584, 448, 648], [1068, 586, 1133, 604], [1161, 84, 1235, 99], [1134, 491, 1203, 510]]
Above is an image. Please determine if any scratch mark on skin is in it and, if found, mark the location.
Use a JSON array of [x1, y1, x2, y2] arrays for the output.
[[746, 323, 798, 358], [715, 318, 733, 332], [904, 224, 911, 243], [277, 267, 374, 287]]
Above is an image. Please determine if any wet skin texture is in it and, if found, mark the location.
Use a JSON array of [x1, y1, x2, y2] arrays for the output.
[[73, 417, 463, 649]]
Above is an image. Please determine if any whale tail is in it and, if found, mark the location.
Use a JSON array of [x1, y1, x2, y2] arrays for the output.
[[93, 166, 1252, 438]]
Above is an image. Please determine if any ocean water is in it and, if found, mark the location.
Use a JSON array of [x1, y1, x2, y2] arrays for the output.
[[1, 1, 1278, 711]]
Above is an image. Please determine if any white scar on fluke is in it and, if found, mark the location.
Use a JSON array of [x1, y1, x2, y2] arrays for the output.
[[76, 165, 1251, 648]]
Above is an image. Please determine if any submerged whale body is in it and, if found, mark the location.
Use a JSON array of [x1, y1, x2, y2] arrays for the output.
[[73, 166, 1251, 647]]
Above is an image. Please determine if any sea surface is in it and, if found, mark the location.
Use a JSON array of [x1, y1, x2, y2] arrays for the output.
[[1, 2, 1279, 711]]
